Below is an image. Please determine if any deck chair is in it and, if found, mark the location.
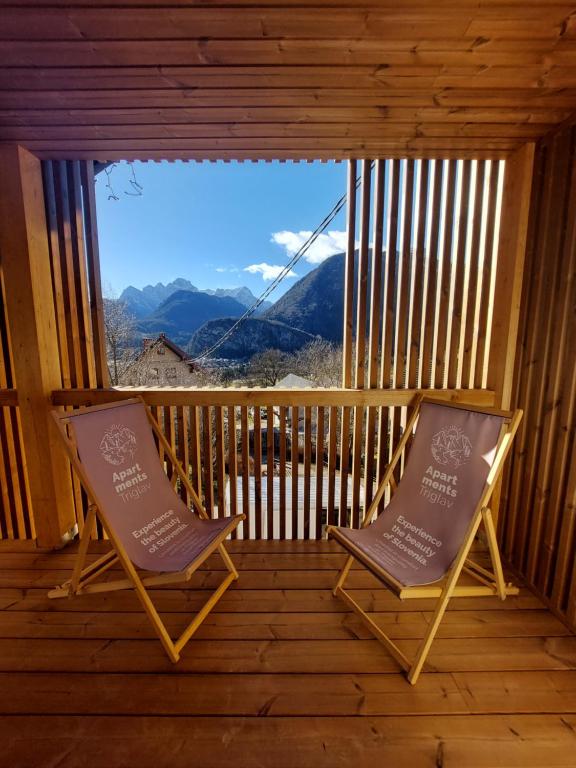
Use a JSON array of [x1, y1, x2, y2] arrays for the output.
[[49, 398, 245, 662], [327, 396, 522, 685]]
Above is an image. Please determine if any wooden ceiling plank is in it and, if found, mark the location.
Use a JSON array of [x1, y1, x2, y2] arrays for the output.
[[0, 122, 548, 141], [0, 37, 571, 69]]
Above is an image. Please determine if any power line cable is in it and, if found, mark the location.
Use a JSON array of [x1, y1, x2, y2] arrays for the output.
[[190, 166, 366, 362]]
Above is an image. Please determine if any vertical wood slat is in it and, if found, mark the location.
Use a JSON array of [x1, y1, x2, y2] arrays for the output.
[[462, 160, 487, 389], [395, 158, 415, 390], [350, 160, 371, 527], [176, 405, 189, 504], [420, 160, 443, 390], [338, 406, 350, 527], [481, 160, 507, 390], [376, 160, 400, 508], [201, 406, 214, 518], [474, 161, 500, 389], [67, 161, 97, 389], [253, 406, 262, 539], [315, 405, 324, 540], [266, 405, 274, 539], [227, 405, 238, 537], [409, 159, 430, 389], [278, 405, 287, 540], [447, 159, 473, 390], [303, 405, 312, 539], [341, 159, 357, 390], [53, 161, 85, 388], [327, 405, 337, 527], [364, 160, 385, 512], [80, 160, 109, 389], [214, 405, 226, 519], [291, 405, 298, 539], [189, 405, 202, 503], [433, 160, 458, 389], [43, 162, 71, 389], [240, 406, 251, 538]]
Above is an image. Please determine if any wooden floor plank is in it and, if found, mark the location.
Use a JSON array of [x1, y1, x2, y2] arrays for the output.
[[0, 608, 567, 641], [0, 566, 526, 591], [1, 586, 544, 614], [0, 636, 574, 675], [0, 715, 575, 768], [0, 670, 575, 717]]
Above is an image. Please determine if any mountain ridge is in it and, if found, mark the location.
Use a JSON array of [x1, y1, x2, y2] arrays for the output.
[[137, 290, 247, 347], [120, 279, 271, 319]]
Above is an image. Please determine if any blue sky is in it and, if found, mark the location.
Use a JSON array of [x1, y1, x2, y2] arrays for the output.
[[95, 160, 348, 300]]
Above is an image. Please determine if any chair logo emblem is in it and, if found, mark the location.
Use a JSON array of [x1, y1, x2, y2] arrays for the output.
[[431, 425, 472, 467], [99, 424, 137, 466]]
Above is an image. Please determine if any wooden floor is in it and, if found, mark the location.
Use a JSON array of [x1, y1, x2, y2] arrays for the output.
[[0, 539, 575, 767]]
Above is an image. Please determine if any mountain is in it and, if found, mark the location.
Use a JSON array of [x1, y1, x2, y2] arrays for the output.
[[203, 286, 272, 312], [167, 253, 352, 358], [120, 278, 197, 319], [188, 317, 315, 360], [120, 279, 271, 319], [263, 252, 346, 343], [137, 290, 246, 346]]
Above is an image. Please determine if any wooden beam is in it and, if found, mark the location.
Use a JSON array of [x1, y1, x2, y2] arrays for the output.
[[0, 144, 76, 547], [52, 387, 496, 409], [488, 143, 535, 409]]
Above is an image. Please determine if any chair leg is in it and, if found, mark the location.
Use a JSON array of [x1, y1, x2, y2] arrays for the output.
[[333, 554, 354, 596], [482, 507, 508, 600]]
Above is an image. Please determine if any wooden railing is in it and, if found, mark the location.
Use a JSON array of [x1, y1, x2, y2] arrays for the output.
[[53, 387, 495, 541]]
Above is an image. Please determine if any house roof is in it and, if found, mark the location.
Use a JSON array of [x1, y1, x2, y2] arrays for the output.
[[1, 3, 575, 161], [140, 334, 194, 368], [275, 373, 316, 389]]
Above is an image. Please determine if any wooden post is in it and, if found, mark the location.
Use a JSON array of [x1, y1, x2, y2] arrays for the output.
[[488, 143, 535, 410], [0, 145, 76, 547], [487, 143, 535, 527]]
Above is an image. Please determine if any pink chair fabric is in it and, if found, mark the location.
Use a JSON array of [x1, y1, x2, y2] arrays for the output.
[[70, 402, 231, 572], [335, 402, 505, 586]]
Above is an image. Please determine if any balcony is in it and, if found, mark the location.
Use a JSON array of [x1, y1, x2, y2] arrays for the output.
[[1, 1, 576, 763]]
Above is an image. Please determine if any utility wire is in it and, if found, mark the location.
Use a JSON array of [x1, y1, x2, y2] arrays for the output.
[[190, 166, 365, 362]]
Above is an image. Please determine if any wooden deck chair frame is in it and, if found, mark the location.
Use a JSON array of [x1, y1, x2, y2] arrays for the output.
[[48, 398, 245, 663], [327, 396, 523, 685]]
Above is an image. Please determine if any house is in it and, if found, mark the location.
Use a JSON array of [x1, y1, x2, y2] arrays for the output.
[[120, 333, 196, 387]]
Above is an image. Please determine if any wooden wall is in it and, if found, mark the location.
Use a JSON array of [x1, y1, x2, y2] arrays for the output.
[[341, 157, 506, 519], [42, 160, 109, 391], [0, 156, 108, 542], [500, 124, 576, 632]]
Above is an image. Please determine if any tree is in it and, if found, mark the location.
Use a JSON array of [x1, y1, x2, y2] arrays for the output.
[[247, 349, 292, 387], [103, 297, 139, 385], [294, 339, 343, 387]]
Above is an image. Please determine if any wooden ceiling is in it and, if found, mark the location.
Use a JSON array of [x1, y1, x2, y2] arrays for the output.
[[1, 1, 576, 160]]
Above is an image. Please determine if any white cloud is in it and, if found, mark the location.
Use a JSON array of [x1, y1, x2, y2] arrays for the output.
[[244, 263, 297, 281], [215, 266, 240, 274], [271, 229, 351, 265], [215, 267, 227, 273]]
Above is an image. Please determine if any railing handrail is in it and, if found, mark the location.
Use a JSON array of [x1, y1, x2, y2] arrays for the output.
[[52, 387, 495, 409]]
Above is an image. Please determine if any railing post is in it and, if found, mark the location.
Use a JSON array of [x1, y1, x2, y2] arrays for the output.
[[0, 145, 76, 547]]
